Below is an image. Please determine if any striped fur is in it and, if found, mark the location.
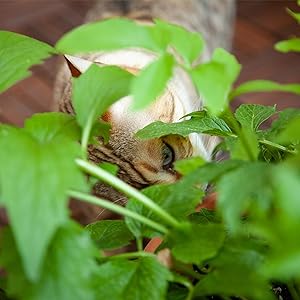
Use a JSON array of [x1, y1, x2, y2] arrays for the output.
[[54, 0, 236, 222]]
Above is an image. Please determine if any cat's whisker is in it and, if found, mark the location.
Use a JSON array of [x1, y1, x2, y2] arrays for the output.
[[54, 0, 235, 224], [94, 196, 128, 220]]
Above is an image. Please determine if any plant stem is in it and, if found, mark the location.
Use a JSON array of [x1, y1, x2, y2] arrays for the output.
[[288, 282, 300, 300], [171, 276, 194, 300], [173, 261, 204, 281], [221, 132, 297, 155], [226, 109, 257, 161], [136, 237, 143, 252], [236, 129, 256, 161], [81, 118, 93, 160], [185, 287, 194, 300], [259, 139, 298, 154], [75, 158, 181, 229], [107, 251, 156, 260], [68, 190, 168, 234]]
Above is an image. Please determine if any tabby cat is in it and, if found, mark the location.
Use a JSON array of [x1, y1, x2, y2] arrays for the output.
[[54, 0, 236, 223]]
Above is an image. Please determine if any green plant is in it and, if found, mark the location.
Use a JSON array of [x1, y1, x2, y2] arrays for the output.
[[1, 7, 300, 300]]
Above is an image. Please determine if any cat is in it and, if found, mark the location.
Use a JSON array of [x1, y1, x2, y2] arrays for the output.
[[54, 0, 236, 223]]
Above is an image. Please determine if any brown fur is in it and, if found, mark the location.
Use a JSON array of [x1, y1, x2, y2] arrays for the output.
[[85, 0, 236, 53], [54, 0, 236, 223]]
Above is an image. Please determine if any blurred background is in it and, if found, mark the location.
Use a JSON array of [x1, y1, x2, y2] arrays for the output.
[[0, 0, 300, 126]]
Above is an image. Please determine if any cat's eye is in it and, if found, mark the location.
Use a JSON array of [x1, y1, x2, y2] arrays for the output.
[[162, 143, 175, 170]]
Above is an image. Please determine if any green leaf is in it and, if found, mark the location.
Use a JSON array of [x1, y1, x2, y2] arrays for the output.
[[267, 108, 300, 139], [212, 48, 241, 83], [0, 124, 16, 138], [188, 209, 221, 225], [235, 104, 276, 131], [251, 221, 300, 281], [0, 289, 10, 300], [181, 109, 208, 119], [126, 173, 204, 238], [167, 284, 189, 300], [217, 162, 272, 231], [227, 127, 259, 161], [86, 220, 134, 250], [174, 156, 206, 176], [136, 117, 232, 139], [154, 19, 204, 65], [193, 238, 273, 300], [185, 159, 244, 184], [259, 143, 284, 163], [94, 257, 171, 300], [191, 48, 241, 115], [0, 129, 87, 280], [90, 120, 111, 144], [131, 54, 175, 110], [72, 64, 132, 143], [24, 112, 81, 142], [230, 80, 300, 100], [287, 8, 300, 23], [275, 38, 300, 53], [253, 166, 300, 279], [0, 223, 98, 300], [265, 240, 300, 280], [97, 162, 119, 176], [72, 65, 132, 151], [263, 108, 300, 158], [168, 223, 225, 264], [56, 18, 166, 54], [0, 31, 55, 93], [276, 116, 300, 144], [146, 175, 204, 220], [125, 199, 145, 238], [272, 165, 300, 220]]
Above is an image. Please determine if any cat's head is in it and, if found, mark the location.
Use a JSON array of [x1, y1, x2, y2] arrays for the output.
[[63, 52, 217, 187]]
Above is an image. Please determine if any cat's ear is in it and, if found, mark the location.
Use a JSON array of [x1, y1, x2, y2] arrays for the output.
[[64, 55, 93, 77]]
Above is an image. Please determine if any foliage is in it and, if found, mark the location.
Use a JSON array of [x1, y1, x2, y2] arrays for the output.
[[86, 220, 134, 250], [0, 31, 55, 93], [1, 5, 300, 300], [136, 112, 233, 139], [94, 256, 172, 300], [190, 48, 241, 115], [131, 53, 175, 110]]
